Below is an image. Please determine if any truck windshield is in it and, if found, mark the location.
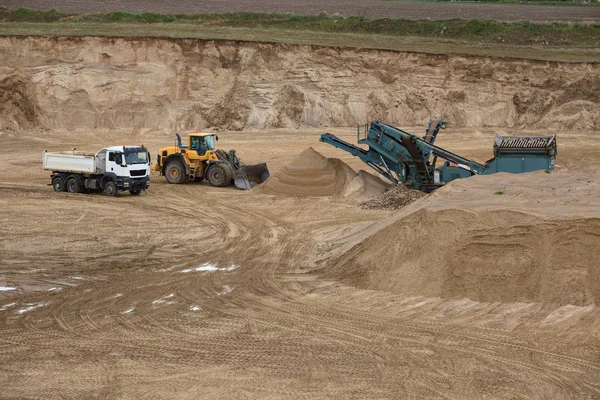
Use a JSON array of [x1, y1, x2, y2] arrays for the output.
[[124, 149, 149, 165]]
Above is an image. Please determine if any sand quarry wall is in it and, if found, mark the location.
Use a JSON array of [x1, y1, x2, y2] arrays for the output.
[[0, 36, 599, 132]]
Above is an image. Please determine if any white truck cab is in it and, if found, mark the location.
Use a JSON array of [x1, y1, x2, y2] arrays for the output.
[[43, 145, 151, 196]]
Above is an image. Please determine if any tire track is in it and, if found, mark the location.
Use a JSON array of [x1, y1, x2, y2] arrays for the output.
[[2, 142, 600, 397]]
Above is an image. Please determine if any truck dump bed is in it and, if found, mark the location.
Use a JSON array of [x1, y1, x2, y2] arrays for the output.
[[43, 152, 96, 174]]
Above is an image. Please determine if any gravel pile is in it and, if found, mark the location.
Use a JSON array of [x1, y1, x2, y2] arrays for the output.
[[360, 184, 426, 210]]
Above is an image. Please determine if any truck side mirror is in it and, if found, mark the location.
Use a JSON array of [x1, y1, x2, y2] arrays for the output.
[[216, 135, 219, 141]]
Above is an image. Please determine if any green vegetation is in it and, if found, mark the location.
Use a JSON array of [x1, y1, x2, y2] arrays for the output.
[[0, 8, 598, 62], [0, 8, 598, 48], [4, 7, 63, 22], [494, 191, 505, 195], [82, 11, 177, 24], [0, 8, 597, 45]]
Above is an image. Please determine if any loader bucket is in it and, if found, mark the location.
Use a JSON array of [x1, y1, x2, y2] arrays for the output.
[[233, 163, 270, 190]]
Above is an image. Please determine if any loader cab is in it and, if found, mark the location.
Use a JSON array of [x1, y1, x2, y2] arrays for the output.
[[189, 133, 217, 157]]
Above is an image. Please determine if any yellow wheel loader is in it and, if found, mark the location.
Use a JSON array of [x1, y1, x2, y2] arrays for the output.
[[153, 132, 269, 189]]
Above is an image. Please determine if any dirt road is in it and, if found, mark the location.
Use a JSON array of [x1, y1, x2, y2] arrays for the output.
[[2, 0, 599, 22], [1, 128, 599, 398]]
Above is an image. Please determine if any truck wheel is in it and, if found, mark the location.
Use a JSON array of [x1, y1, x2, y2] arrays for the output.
[[104, 181, 118, 197], [129, 189, 142, 196], [207, 163, 232, 187], [52, 176, 66, 192], [164, 160, 186, 184], [66, 177, 81, 193]]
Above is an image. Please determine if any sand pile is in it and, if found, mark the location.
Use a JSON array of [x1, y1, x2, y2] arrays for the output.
[[324, 171, 600, 306], [259, 147, 390, 201], [360, 184, 427, 210], [343, 170, 391, 203]]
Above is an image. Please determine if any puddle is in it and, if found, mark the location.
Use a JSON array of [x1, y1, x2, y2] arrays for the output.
[[181, 263, 239, 273], [17, 302, 48, 314], [218, 285, 233, 296], [152, 294, 175, 305], [189, 305, 202, 311], [0, 286, 16, 291], [183, 264, 219, 273], [17, 268, 46, 274], [122, 307, 135, 314], [0, 302, 16, 311]]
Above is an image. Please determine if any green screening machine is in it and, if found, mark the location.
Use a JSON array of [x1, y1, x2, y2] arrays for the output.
[[320, 120, 557, 192]]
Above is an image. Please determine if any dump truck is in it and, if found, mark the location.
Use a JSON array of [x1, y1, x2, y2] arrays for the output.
[[153, 132, 269, 190], [321, 120, 557, 192], [43, 146, 151, 196]]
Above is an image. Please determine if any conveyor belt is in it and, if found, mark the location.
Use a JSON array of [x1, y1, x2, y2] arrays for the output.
[[320, 133, 368, 155]]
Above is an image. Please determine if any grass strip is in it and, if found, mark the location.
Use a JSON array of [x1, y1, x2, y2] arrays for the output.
[[0, 8, 598, 61]]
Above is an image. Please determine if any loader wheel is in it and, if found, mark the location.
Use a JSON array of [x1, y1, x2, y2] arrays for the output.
[[164, 160, 186, 184], [52, 176, 66, 192], [207, 163, 232, 187], [66, 177, 81, 194], [104, 181, 118, 197]]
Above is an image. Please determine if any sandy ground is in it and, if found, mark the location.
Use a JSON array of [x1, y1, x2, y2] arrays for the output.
[[2, 0, 600, 22], [1, 127, 600, 398]]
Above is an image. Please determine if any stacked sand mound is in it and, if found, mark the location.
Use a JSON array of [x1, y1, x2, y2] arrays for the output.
[[324, 171, 600, 306], [259, 147, 390, 202]]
